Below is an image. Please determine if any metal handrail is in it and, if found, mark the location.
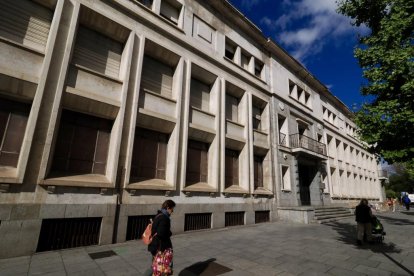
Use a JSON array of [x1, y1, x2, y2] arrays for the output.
[[289, 133, 327, 156]]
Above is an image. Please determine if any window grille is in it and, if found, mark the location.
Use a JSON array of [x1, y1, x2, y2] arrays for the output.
[[255, 211, 270, 223], [126, 215, 154, 240], [37, 217, 101, 252], [225, 212, 244, 227], [184, 213, 211, 231]]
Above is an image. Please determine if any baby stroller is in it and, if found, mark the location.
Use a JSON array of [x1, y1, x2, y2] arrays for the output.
[[370, 216, 386, 243]]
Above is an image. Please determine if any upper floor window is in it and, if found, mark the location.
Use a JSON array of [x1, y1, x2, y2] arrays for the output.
[[253, 155, 264, 189], [0, 98, 30, 168], [225, 149, 239, 188], [252, 106, 263, 131], [160, 0, 183, 25], [225, 38, 237, 61], [190, 78, 211, 112], [226, 94, 239, 122], [134, 0, 153, 8], [289, 80, 312, 109]]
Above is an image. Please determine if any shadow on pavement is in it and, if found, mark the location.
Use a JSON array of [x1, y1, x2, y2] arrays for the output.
[[178, 258, 232, 276], [400, 211, 414, 216], [375, 214, 414, 225], [325, 220, 414, 276]]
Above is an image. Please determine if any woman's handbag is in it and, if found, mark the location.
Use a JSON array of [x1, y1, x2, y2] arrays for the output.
[[152, 248, 173, 276]]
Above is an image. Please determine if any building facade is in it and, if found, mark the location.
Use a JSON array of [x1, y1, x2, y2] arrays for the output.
[[0, 0, 384, 258]]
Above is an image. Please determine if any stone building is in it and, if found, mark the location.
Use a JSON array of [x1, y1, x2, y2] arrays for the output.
[[0, 0, 384, 258]]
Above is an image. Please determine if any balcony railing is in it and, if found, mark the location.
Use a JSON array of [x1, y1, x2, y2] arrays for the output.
[[279, 132, 287, 146], [378, 169, 388, 178], [289, 133, 327, 156]]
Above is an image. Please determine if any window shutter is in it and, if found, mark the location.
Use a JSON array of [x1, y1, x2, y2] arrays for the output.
[[190, 79, 210, 111], [141, 56, 173, 98], [72, 26, 123, 79], [0, 0, 53, 53]]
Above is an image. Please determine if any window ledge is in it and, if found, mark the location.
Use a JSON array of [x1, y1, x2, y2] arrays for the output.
[[142, 89, 177, 104], [183, 182, 216, 193], [281, 189, 292, 193], [253, 187, 273, 195], [71, 64, 123, 84], [0, 167, 20, 184], [128, 179, 175, 191], [41, 174, 112, 188], [225, 119, 244, 128], [224, 185, 249, 195], [253, 129, 268, 136], [190, 106, 215, 117], [0, 36, 45, 55]]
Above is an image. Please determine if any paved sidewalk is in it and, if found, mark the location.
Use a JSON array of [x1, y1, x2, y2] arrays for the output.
[[0, 210, 413, 276]]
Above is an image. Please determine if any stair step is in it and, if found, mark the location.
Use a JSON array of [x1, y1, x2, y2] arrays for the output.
[[314, 213, 353, 220], [314, 216, 354, 224], [315, 209, 351, 215]]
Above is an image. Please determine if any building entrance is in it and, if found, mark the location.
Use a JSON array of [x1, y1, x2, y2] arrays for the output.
[[298, 163, 317, 206]]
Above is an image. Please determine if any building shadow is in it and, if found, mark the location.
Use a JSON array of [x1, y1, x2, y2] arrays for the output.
[[400, 211, 414, 216], [325, 220, 414, 276], [178, 258, 232, 276], [376, 214, 414, 225]]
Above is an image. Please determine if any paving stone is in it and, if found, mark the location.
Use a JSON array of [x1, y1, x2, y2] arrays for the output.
[[353, 264, 393, 276], [0, 211, 413, 276]]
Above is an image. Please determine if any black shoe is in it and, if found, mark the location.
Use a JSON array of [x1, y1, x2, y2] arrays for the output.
[[357, 240, 362, 245]]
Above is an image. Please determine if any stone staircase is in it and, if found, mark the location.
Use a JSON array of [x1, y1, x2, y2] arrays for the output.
[[312, 206, 354, 224]]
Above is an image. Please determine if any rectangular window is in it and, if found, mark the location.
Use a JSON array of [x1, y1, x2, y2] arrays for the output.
[[252, 106, 262, 131], [225, 38, 237, 61], [225, 94, 239, 122], [130, 128, 168, 182], [141, 55, 173, 98], [254, 155, 263, 189], [0, 0, 53, 53], [190, 78, 210, 112], [254, 59, 264, 78], [0, 98, 30, 168], [160, 0, 182, 25], [184, 213, 211, 231], [51, 110, 111, 175], [225, 149, 239, 188], [281, 165, 291, 190], [72, 26, 123, 79], [278, 115, 288, 146], [241, 52, 250, 71], [186, 140, 208, 185], [135, 0, 153, 8]]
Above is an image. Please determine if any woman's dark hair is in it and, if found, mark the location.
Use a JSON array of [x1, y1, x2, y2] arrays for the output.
[[162, 200, 176, 210]]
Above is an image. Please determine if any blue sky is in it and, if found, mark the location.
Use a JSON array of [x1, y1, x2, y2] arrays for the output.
[[228, 0, 370, 110]]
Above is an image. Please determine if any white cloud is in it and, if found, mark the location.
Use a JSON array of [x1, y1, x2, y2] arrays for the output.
[[271, 0, 358, 62]]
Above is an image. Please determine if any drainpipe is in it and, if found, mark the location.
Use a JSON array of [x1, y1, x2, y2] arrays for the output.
[[112, 166, 125, 244]]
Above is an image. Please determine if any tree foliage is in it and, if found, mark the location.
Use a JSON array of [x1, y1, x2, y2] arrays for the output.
[[386, 163, 414, 194], [337, 0, 414, 168]]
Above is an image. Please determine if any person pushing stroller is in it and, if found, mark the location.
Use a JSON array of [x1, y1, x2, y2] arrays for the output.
[[355, 199, 373, 245]]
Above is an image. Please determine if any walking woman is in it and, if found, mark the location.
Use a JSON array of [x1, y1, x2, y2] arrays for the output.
[[147, 200, 176, 276]]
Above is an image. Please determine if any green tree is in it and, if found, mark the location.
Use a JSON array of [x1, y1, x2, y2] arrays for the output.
[[386, 163, 414, 194], [337, 0, 414, 169]]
